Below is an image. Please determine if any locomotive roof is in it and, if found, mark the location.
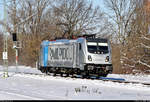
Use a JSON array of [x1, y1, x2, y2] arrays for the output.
[[41, 37, 108, 46], [86, 38, 108, 43]]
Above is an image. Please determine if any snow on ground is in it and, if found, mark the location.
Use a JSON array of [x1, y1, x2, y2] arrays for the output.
[[0, 65, 150, 100]]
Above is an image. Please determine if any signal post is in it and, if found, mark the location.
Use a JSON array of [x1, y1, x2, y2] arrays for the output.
[[2, 0, 9, 78], [12, 33, 21, 73]]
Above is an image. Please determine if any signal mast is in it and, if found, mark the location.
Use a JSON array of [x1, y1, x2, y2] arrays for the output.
[[3, 0, 8, 78]]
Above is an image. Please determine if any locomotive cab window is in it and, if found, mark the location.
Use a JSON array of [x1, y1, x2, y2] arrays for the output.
[[97, 43, 108, 54], [87, 42, 108, 54]]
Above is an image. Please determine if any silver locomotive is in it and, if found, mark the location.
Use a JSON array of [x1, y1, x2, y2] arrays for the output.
[[38, 37, 113, 77]]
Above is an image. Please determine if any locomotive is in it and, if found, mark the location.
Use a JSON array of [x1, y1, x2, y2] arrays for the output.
[[37, 36, 113, 77]]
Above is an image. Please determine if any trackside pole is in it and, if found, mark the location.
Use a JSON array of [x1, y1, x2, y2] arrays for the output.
[[13, 41, 21, 73], [3, 50, 9, 78], [3, 0, 9, 78], [15, 48, 18, 73]]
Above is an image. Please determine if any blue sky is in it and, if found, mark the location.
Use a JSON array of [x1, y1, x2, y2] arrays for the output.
[[93, 0, 105, 8], [0, 1, 4, 20]]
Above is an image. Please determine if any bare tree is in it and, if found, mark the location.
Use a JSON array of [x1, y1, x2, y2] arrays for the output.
[[104, 0, 150, 74], [6, 0, 54, 66], [52, 0, 106, 39], [104, 0, 137, 44], [123, 0, 150, 73]]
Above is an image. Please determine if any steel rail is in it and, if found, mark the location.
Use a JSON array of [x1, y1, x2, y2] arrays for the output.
[[13, 72, 150, 87]]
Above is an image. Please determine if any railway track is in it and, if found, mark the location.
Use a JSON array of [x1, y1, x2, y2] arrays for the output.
[[1, 69, 149, 86], [13, 71, 150, 87]]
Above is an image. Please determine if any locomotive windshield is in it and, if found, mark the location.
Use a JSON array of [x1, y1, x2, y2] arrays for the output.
[[87, 42, 108, 54]]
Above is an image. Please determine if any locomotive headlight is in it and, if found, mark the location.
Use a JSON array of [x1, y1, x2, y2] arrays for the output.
[[105, 56, 109, 62], [88, 55, 92, 61]]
